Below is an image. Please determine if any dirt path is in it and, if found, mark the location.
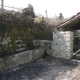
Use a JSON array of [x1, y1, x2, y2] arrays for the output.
[[0, 57, 80, 80]]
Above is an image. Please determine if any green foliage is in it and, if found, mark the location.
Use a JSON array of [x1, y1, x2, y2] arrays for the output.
[[33, 21, 53, 40], [0, 4, 52, 53], [7, 28, 18, 50], [34, 17, 42, 23], [22, 4, 35, 18], [0, 4, 35, 52]]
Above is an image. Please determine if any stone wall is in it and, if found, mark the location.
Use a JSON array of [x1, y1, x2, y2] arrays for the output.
[[52, 31, 73, 59], [0, 47, 44, 71], [33, 34, 74, 60], [0, 31, 74, 71], [33, 40, 53, 55]]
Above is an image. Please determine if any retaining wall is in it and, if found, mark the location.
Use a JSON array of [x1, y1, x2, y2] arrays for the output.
[[33, 40, 53, 55], [0, 31, 74, 71], [0, 47, 44, 71]]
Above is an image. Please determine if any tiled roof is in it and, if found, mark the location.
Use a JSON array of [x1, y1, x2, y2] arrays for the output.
[[53, 12, 80, 30]]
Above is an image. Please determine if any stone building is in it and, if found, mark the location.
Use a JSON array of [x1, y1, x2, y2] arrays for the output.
[[52, 12, 80, 59]]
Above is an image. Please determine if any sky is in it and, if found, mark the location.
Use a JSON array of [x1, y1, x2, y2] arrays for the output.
[[0, 0, 80, 18]]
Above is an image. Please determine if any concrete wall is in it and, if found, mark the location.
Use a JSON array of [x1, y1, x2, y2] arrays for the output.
[[52, 31, 73, 59], [0, 47, 44, 71]]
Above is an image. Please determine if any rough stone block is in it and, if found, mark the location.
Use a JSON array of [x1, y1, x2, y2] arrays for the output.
[[52, 31, 73, 59], [32, 47, 44, 60]]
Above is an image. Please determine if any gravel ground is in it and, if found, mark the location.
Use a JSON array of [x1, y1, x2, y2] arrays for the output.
[[0, 57, 80, 80]]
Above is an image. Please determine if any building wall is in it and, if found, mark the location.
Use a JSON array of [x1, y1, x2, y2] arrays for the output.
[[52, 31, 73, 59]]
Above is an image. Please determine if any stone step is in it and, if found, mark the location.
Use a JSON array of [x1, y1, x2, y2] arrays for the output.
[[71, 59, 80, 62]]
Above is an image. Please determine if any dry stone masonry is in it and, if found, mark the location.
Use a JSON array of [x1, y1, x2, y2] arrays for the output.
[[52, 31, 73, 59]]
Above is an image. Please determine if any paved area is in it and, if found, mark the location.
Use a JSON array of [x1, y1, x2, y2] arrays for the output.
[[0, 57, 80, 80]]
